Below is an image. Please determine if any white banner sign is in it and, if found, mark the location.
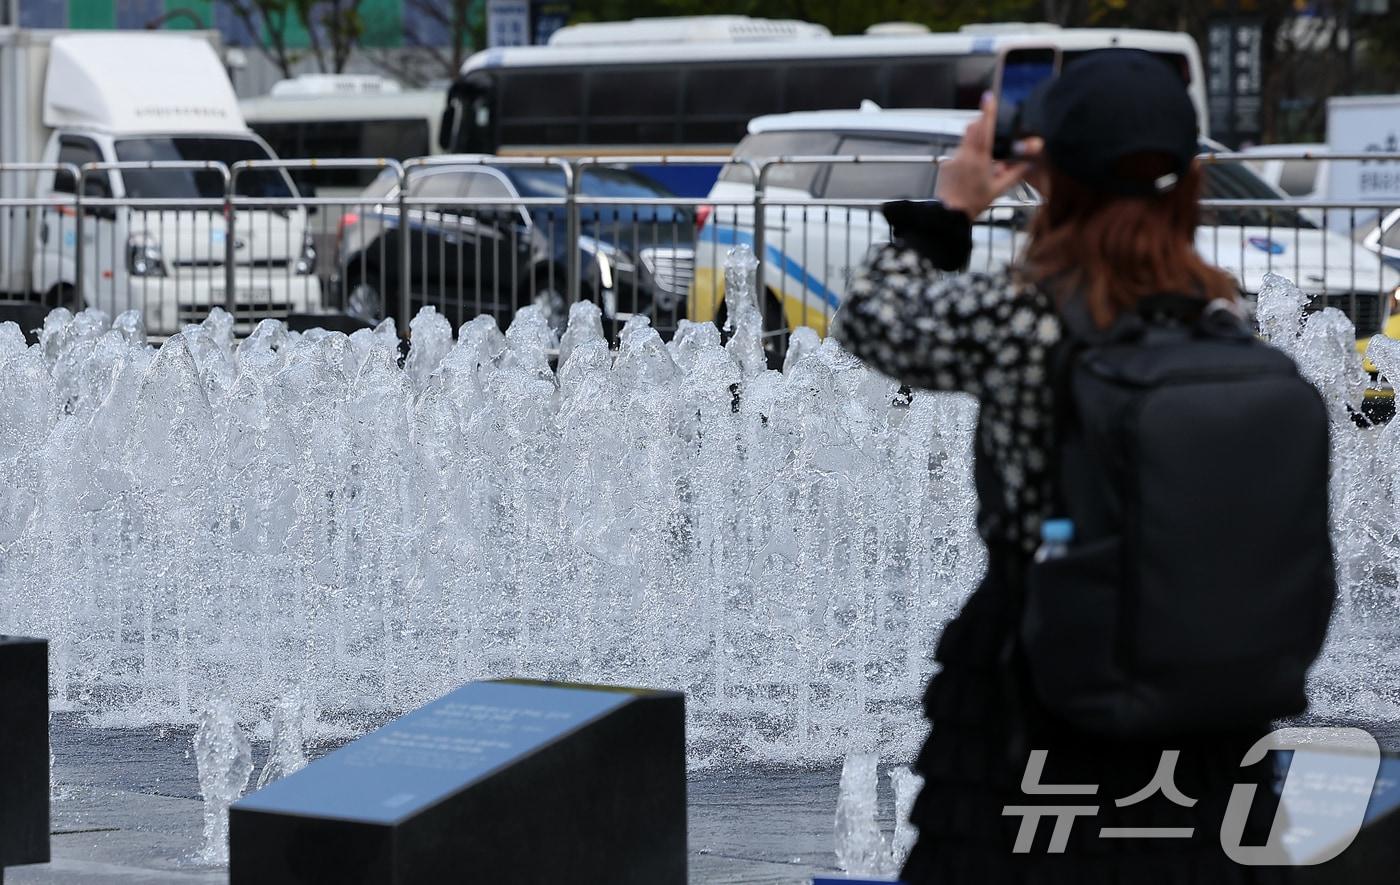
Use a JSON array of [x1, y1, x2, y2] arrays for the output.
[[487, 0, 530, 48], [1327, 96, 1400, 203]]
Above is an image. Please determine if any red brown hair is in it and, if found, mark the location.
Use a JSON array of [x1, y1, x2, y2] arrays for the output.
[[1022, 160, 1238, 327]]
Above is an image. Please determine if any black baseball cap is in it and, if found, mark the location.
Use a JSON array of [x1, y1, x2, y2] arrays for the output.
[[1034, 49, 1199, 197]]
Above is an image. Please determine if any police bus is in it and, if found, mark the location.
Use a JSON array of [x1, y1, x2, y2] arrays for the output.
[[437, 17, 1208, 196]]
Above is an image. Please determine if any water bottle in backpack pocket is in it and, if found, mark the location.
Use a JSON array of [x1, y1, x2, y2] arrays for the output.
[[1020, 297, 1337, 739]]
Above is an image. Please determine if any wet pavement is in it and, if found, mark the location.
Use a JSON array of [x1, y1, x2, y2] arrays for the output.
[[11, 719, 872, 885], [15, 717, 1398, 884]]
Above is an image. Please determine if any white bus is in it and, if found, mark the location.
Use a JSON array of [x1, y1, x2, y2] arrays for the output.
[[438, 17, 1208, 196], [240, 75, 446, 197]]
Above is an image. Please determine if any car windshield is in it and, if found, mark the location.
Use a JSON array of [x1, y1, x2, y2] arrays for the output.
[[114, 137, 295, 200], [720, 131, 842, 191], [1200, 162, 1315, 230], [362, 167, 399, 200], [508, 167, 684, 223]]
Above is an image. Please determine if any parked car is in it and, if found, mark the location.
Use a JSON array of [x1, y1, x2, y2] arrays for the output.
[[1196, 136, 1399, 345], [1361, 208, 1400, 271], [688, 106, 1032, 359], [334, 158, 695, 332], [690, 109, 1398, 362], [1242, 143, 1328, 199]]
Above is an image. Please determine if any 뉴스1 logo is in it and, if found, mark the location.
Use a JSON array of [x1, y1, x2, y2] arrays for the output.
[[1003, 726, 1382, 866]]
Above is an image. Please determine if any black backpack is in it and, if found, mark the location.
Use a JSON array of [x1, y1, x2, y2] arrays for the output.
[[1020, 294, 1337, 739]]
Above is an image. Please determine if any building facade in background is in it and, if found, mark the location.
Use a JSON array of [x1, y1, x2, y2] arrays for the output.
[[12, 0, 570, 96]]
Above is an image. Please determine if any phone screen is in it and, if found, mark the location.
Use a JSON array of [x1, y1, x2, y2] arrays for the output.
[[994, 48, 1058, 159]]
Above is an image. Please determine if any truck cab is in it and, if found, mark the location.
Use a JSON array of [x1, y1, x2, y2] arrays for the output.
[[21, 33, 319, 334]]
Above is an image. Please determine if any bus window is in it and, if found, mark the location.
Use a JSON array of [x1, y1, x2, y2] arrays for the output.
[[955, 56, 997, 108], [449, 74, 498, 154], [499, 69, 583, 145], [886, 59, 956, 108], [784, 62, 883, 113], [585, 66, 681, 145], [681, 65, 781, 144], [248, 119, 430, 189]]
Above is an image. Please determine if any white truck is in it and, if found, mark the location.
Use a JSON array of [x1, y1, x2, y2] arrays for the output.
[[0, 30, 320, 333]]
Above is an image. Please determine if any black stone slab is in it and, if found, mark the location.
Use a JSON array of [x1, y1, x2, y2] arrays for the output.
[[1292, 748, 1400, 883], [0, 636, 49, 871], [230, 679, 685, 885]]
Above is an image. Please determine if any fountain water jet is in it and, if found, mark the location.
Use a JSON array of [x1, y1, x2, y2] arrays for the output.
[[0, 268, 1395, 767], [194, 700, 253, 865]]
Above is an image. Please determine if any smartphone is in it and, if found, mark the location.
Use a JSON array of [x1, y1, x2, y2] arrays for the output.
[[993, 47, 1059, 160]]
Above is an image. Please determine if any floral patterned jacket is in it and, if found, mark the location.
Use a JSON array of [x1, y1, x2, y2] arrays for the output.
[[830, 202, 1064, 553]]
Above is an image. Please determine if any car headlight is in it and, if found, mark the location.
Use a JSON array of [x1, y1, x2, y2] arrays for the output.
[[578, 236, 634, 290], [295, 233, 317, 276], [126, 237, 165, 277]]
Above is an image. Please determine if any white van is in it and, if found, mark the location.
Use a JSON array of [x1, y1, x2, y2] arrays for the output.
[[1, 32, 319, 334], [691, 108, 1399, 349]]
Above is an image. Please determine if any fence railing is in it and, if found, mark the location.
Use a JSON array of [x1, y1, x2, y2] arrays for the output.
[[2, 154, 1398, 347]]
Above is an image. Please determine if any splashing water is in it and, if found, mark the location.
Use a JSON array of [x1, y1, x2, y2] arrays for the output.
[[890, 765, 923, 869], [255, 690, 311, 790], [834, 752, 885, 876], [0, 271, 1396, 768], [723, 243, 765, 377], [194, 700, 253, 865]]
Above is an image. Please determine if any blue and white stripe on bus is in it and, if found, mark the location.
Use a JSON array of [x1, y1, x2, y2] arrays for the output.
[[704, 224, 840, 310]]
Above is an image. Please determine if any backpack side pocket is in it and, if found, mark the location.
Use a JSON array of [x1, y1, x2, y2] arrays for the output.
[[1021, 535, 1127, 732]]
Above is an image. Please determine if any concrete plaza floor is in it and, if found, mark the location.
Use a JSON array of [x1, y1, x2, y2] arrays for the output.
[[10, 720, 868, 885], [19, 717, 1398, 884]]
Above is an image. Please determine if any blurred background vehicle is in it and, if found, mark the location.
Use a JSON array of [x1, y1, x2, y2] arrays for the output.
[[0, 30, 318, 334], [439, 19, 1205, 197], [689, 106, 1033, 363], [334, 160, 694, 333], [241, 74, 446, 199], [1243, 143, 1329, 200], [1196, 136, 1398, 346], [689, 109, 1398, 369], [241, 73, 448, 297]]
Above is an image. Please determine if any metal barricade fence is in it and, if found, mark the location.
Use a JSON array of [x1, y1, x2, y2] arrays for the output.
[[572, 156, 760, 338], [0, 163, 80, 313], [230, 158, 402, 333], [2, 153, 1398, 348], [76, 161, 232, 332], [392, 156, 575, 335]]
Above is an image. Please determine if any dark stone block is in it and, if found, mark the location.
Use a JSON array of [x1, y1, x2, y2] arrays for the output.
[[0, 636, 49, 870], [230, 679, 686, 885], [1292, 749, 1400, 883]]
